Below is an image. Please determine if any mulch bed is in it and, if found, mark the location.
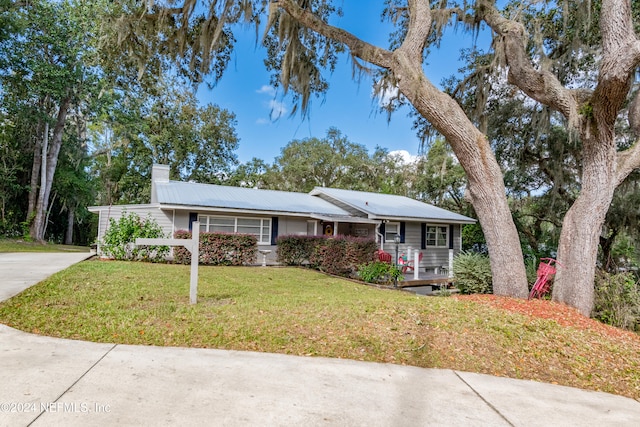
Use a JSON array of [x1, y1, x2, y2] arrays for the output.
[[455, 294, 639, 342]]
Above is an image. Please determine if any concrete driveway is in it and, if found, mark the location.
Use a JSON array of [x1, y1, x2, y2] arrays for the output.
[[0, 252, 93, 302], [1, 252, 640, 426]]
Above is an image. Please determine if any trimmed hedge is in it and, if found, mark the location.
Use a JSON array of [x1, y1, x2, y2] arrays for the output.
[[276, 235, 325, 266], [173, 230, 257, 266], [277, 235, 377, 277]]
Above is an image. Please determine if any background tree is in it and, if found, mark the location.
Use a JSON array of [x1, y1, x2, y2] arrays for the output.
[[267, 128, 371, 192], [0, 0, 103, 241], [89, 77, 240, 203], [413, 139, 467, 212]]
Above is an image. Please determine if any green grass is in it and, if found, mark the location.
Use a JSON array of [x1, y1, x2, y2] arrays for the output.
[[0, 238, 89, 253], [1, 260, 639, 401]]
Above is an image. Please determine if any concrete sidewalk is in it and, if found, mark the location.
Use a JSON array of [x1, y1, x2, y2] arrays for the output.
[[1, 252, 640, 426]]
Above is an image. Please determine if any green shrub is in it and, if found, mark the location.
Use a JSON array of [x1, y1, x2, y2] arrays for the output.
[[525, 257, 539, 287], [452, 251, 493, 294], [593, 271, 640, 331], [101, 211, 168, 262], [173, 230, 257, 266], [277, 235, 377, 278], [357, 261, 403, 285], [276, 235, 325, 266]]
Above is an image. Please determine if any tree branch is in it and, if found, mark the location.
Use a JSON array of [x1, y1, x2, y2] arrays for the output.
[[616, 140, 640, 185], [398, 0, 432, 64], [477, 0, 581, 130], [593, 0, 640, 130], [273, 0, 393, 68]]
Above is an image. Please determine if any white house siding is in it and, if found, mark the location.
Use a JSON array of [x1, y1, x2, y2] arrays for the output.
[[389, 222, 462, 272], [391, 222, 423, 265], [94, 205, 174, 254]]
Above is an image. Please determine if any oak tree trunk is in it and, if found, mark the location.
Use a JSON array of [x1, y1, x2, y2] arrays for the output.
[[394, 58, 529, 298], [553, 136, 617, 316]]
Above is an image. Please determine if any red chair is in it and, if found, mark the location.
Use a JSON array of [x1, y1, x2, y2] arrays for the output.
[[376, 250, 392, 264], [402, 252, 423, 273]]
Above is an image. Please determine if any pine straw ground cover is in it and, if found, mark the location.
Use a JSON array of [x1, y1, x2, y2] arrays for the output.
[[0, 260, 638, 401]]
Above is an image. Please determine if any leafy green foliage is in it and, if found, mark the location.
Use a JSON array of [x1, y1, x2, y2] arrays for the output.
[[357, 261, 403, 285], [276, 235, 325, 266], [593, 271, 640, 331], [173, 230, 257, 266], [453, 251, 493, 294], [101, 211, 168, 262], [266, 128, 375, 192]]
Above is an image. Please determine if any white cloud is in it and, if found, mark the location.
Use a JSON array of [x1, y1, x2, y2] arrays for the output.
[[268, 99, 287, 120], [255, 85, 288, 122], [377, 86, 399, 107], [372, 79, 401, 108], [388, 149, 418, 165], [256, 85, 276, 96]]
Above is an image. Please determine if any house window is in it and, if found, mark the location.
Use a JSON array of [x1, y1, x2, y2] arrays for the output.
[[198, 215, 271, 244], [425, 225, 448, 247], [385, 222, 400, 242]]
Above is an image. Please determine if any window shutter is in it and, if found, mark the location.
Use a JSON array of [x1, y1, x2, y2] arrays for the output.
[[271, 217, 279, 245], [400, 222, 406, 243], [188, 213, 198, 231], [420, 223, 426, 249]]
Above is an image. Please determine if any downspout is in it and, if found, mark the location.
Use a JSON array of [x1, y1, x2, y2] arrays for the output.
[[375, 222, 384, 251]]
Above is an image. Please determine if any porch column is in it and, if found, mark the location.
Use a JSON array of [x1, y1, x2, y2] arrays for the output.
[[449, 249, 454, 278], [333, 221, 338, 236]]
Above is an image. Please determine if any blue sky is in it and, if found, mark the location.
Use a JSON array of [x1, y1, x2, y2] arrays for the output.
[[196, 5, 487, 164]]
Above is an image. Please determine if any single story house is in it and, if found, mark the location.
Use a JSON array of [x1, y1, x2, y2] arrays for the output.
[[89, 164, 476, 271]]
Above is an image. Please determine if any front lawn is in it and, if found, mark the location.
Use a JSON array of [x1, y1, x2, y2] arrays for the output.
[[0, 260, 639, 400], [0, 238, 89, 253]]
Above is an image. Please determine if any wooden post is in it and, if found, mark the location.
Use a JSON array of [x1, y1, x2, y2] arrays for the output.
[[189, 223, 199, 304], [135, 221, 200, 305]]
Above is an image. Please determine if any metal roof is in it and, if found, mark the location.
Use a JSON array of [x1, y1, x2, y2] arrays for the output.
[[154, 180, 475, 223], [309, 187, 476, 223], [155, 181, 351, 216]]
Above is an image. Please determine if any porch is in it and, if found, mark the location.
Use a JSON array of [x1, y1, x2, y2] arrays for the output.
[[398, 270, 454, 287], [399, 270, 457, 296]]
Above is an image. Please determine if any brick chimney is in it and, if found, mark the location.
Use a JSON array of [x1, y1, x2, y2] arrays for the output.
[[151, 164, 170, 204]]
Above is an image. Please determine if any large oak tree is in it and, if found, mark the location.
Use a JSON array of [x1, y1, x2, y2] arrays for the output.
[[122, 0, 640, 316]]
